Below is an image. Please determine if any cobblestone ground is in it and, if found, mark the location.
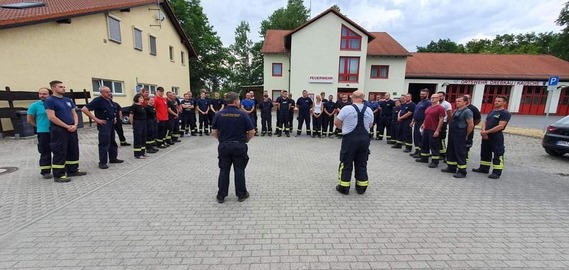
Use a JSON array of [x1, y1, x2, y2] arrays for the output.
[[0, 122, 569, 269]]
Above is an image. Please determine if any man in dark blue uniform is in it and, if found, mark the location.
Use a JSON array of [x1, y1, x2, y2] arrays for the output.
[[212, 91, 255, 203], [365, 94, 379, 139], [288, 94, 295, 135], [472, 96, 511, 179], [166, 92, 181, 143], [180, 92, 195, 136], [464, 94, 481, 160], [296, 90, 314, 136], [390, 99, 402, 147], [411, 89, 431, 158], [334, 94, 352, 138], [110, 95, 130, 147], [45, 80, 87, 182], [335, 90, 374, 195], [275, 91, 291, 137], [82, 86, 124, 169], [378, 93, 396, 142], [395, 94, 415, 152], [196, 91, 211, 136], [259, 93, 273, 136], [322, 95, 336, 138], [441, 96, 474, 178]]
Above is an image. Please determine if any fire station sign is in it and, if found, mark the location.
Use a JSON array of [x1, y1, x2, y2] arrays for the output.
[[309, 76, 334, 84]]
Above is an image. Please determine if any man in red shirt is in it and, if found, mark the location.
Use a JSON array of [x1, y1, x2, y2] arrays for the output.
[[415, 94, 445, 168], [154, 87, 169, 148]]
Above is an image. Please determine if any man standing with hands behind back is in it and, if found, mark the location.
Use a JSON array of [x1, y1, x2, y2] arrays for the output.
[[27, 87, 53, 179], [212, 92, 255, 204], [335, 90, 374, 195]]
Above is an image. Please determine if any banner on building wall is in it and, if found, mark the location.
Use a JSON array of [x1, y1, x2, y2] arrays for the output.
[[309, 76, 334, 84], [454, 80, 546, 86]]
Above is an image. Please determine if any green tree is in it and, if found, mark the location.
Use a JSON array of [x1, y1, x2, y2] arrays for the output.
[[416, 38, 466, 53], [552, 1, 569, 60], [170, 0, 229, 92], [259, 0, 310, 37], [227, 21, 255, 91]]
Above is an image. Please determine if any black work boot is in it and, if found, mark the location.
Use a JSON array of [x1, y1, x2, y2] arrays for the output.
[[268, 130, 273, 136], [472, 166, 490, 174], [415, 157, 429, 163], [428, 161, 439, 168], [261, 131, 266, 136], [488, 169, 502, 179], [453, 169, 467, 178], [441, 166, 457, 174], [410, 149, 420, 157], [391, 143, 402, 149], [403, 146, 412, 153], [336, 185, 349, 195]]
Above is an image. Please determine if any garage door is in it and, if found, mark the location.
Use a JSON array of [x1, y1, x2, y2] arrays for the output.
[[481, 85, 511, 114], [518, 86, 547, 115]]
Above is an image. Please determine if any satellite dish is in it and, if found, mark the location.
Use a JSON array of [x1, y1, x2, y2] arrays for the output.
[[156, 11, 165, 22]]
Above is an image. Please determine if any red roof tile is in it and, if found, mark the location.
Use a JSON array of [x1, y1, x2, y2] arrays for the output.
[[367, 32, 410, 56], [406, 53, 569, 80], [0, 0, 196, 56], [261, 30, 291, 54]]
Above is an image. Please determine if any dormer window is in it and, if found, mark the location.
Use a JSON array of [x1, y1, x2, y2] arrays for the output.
[[340, 25, 361, 51]]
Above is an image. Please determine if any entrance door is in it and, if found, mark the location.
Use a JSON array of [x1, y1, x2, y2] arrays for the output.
[[408, 83, 437, 103], [557, 87, 569, 116], [446, 84, 474, 110], [519, 86, 547, 115], [481, 85, 511, 114], [337, 87, 357, 100]]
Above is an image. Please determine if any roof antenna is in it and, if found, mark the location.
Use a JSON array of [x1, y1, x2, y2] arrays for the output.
[[149, 0, 163, 29]]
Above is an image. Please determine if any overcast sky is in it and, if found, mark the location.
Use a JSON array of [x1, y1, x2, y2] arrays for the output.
[[201, 0, 566, 52]]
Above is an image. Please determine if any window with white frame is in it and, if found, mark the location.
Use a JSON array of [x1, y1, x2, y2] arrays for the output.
[[107, 15, 121, 43], [169, 46, 174, 61], [149, 35, 157, 55], [139, 84, 157, 95], [92, 78, 124, 94], [133, 28, 143, 50], [172, 86, 179, 95]]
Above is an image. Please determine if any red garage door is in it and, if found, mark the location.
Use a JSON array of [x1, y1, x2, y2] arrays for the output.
[[519, 86, 547, 115], [558, 87, 569, 116], [481, 85, 511, 114], [446, 84, 474, 110]]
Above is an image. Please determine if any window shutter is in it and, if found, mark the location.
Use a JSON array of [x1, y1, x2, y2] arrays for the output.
[[108, 16, 121, 42]]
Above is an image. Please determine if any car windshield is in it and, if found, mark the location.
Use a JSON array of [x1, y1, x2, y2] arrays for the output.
[[554, 115, 569, 126]]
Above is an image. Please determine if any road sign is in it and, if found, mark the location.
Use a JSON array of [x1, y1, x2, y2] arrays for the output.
[[548, 76, 559, 86]]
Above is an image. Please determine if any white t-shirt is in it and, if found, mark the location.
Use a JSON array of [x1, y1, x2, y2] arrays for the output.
[[441, 100, 452, 122], [337, 103, 374, 134], [314, 102, 322, 114]]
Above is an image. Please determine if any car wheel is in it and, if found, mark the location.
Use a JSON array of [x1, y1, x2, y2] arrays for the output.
[[545, 148, 565, 156], [122, 115, 130, 124]]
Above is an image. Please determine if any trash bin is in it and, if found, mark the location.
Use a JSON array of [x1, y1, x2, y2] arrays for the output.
[[75, 107, 84, 128], [15, 110, 36, 139]]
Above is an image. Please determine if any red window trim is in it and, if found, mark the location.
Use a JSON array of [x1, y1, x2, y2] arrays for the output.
[[370, 65, 389, 79], [272, 63, 283, 77], [340, 25, 362, 51], [338, 57, 360, 83]]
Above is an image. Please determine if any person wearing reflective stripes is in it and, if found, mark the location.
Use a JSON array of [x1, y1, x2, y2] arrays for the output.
[[441, 96, 474, 178], [415, 94, 445, 168], [111, 98, 130, 147], [82, 86, 124, 170], [377, 93, 395, 142], [464, 94, 481, 161], [27, 87, 53, 179], [322, 95, 336, 138], [166, 92, 181, 143], [390, 99, 402, 147], [410, 89, 431, 158], [154, 87, 169, 148], [472, 95, 511, 179], [335, 90, 374, 195], [212, 91, 255, 203], [275, 91, 291, 137], [437, 91, 452, 161], [45, 80, 87, 182], [180, 93, 195, 137], [259, 93, 273, 136], [365, 93, 379, 139], [144, 97, 158, 153], [129, 94, 148, 159], [296, 90, 314, 137], [288, 94, 296, 134], [399, 94, 415, 152]]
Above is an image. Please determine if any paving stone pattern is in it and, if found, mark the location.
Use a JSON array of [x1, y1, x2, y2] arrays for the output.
[[1, 123, 569, 269]]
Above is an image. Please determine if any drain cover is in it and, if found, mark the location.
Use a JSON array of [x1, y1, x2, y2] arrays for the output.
[[0, 167, 18, 175]]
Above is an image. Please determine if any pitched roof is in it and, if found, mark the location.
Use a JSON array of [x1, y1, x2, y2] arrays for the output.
[[285, 8, 375, 43], [261, 30, 291, 54], [406, 53, 569, 80], [367, 32, 410, 56], [0, 0, 196, 56], [262, 30, 410, 56]]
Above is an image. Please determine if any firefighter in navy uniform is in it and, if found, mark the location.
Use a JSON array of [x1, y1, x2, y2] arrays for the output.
[[296, 90, 313, 136], [365, 94, 378, 139], [259, 93, 273, 136], [472, 95, 511, 179], [334, 94, 351, 138], [144, 97, 158, 153], [441, 96, 474, 178], [129, 94, 148, 159], [275, 91, 291, 137], [45, 80, 87, 182], [111, 96, 130, 146], [378, 93, 396, 143], [211, 91, 255, 203], [82, 86, 124, 169], [390, 99, 402, 148], [166, 92, 181, 143], [322, 95, 336, 138], [410, 89, 431, 158], [210, 92, 225, 124], [196, 92, 211, 136], [288, 94, 295, 135], [464, 94, 481, 160], [180, 93, 195, 136], [335, 90, 374, 195], [397, 94, 415, 152]]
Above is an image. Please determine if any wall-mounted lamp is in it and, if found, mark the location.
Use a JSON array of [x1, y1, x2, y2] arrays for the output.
[[441, 82, 449, 87]]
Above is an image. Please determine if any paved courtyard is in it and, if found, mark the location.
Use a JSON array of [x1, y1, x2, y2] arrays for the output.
[[1, 122, 569, 269]]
